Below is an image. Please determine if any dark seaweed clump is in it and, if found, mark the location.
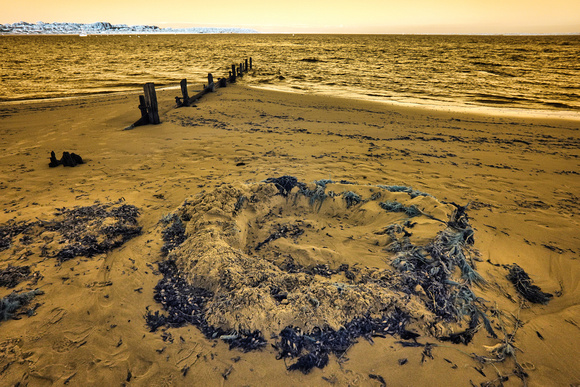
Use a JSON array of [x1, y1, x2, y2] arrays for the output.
[[506, 264, 553, 304], [160, 214, 187, 255], [0, 289, 44, 322], [275, 309, 415, 374], [0, 221, 33, 252], [342, 191, 362, 208], [264, 176, 304, 197], [145, 260, 268, 352], [0, 265, 32, 288], [379, 201, 421, 217], [46, 202, 142, 261]]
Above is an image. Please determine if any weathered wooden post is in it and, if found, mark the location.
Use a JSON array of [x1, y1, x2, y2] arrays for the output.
[[245, 59, 249, 72], [129, 94, 151, 128], [207, 73, 215, 92], [230, 65, 236, 83], [180, 79, 189, 106], [143, 83, 160, 124], [249, 57, 252, 69], [219, 77, 227, 87], [138, 95, 148, 121]]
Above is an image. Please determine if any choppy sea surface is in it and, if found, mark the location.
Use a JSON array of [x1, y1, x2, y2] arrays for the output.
[[1, 34, 579, 118]]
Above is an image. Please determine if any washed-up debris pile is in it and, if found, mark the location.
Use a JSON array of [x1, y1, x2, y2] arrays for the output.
[[146, 176, 551, 375], [0, 200, 141, 262]]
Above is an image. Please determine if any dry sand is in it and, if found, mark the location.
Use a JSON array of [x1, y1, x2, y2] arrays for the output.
[[0, 84, 579, 386]]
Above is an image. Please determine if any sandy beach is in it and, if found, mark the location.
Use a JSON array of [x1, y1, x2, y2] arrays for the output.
[[1, 84, 579, 386]]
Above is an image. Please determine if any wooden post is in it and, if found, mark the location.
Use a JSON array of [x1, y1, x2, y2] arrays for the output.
[[180, 79, 189, 104], [231, 65, 236, 82], [129, 95, 150, 128], [245, 59, 248, 72], [143, 83, 160, 124], [207, 73, 215, 92], [249, 57, 252, 69], [219, 77, 227, 87], [138, 95, 148, 120]]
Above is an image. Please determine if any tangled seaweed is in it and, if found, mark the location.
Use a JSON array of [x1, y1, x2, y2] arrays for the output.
[[160, 214, 187, 255], [506, 264, 553, 304], [145, 260, 267, 352], [147, 177, 500, 373], [0, 289, 44, 322], [342, 191, 362, 208], [0, 265, 32, 288], [0, 201, 142, 262], [45, 201, 142, 261], [379, 201, 421, 217], [0, 221, 33, 252], [275, 309, 415, 373]]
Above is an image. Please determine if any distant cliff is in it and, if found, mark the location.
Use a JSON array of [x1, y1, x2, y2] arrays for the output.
[[0, 21, 258, 35]]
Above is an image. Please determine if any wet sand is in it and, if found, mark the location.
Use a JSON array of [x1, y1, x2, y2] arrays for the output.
[[0, 85, 579, 386]]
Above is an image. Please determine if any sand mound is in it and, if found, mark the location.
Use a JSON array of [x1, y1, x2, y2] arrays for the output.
[[151, 177, 501, 370]]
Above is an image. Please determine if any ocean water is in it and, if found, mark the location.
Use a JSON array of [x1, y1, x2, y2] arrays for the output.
[[0, 34, 579, 117]]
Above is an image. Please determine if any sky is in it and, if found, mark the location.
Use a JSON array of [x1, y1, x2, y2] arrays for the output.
[[1, 0, 579, 34]]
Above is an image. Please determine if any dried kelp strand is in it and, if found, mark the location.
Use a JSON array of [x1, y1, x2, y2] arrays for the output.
[[342, 191, 362, 208], [506, 264, 553, 304], [379, 201, 421, 217]]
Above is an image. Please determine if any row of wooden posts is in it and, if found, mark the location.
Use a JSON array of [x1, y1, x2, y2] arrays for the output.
[[132, 58, 253, 128]]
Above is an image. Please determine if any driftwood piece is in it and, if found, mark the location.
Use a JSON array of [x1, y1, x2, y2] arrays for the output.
[[49, 151, 84, 168]]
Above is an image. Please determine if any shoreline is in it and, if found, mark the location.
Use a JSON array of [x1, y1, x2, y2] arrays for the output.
[[249, 84, 580, 122], [3, 83, 580, 122], [1, 84, 579, 386]]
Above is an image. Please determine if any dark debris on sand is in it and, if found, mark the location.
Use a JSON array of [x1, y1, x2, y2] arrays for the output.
[[145, 177, 514, 373], [506, 263, 553, 304], [46, 201, 142, 261], [274, 309, 415, 374], [146, 257, 419, 374], [0, 265, 35, 288], [0, 201, 142, 262], [0, 221, 34, 252], [0, 289, 44, 322], [49, 151, 84, 168], [145, 260, 268, 352], [264, 176, 304, 197], [160, 214, 187, 255]]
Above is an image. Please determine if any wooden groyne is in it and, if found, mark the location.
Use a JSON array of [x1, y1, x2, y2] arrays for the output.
[[130, 58, 252, 128]]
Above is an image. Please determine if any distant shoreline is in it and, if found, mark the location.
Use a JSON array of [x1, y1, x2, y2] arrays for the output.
[[0, 21, 258, 35]]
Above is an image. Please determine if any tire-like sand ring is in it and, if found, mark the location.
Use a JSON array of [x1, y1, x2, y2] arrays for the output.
[[151, 177, 494, 372]]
